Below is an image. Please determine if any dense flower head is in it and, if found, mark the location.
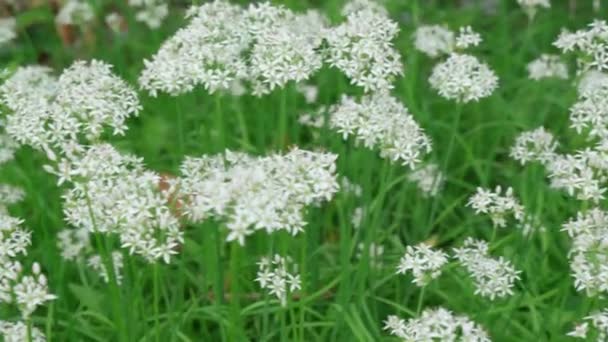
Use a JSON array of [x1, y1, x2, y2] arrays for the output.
[[0, 213, 31, 259], [325, 8, 403, 92], [129, 0, 168, 29], [546, 151, 606, 202], [455, 26, 482, 49], [562, 209, 608, 295], [0, 321, 45, 342], [57, 227, 90, 261], [1, 61, 141, 159], [527, 54, 568, 80], [510, 127, 559, 165], [176, 148, 339, 245], [554, 20, 608, 72], [467, 186, 525, 228], [140, 1, 325, 97], [429, 53, 498, 103], [453, 238, 520, 300], [396, 243, 448, 286], [384, 307, 491, 341], [407, 163, 444, 197], [0, 261, 56, 318], [0, 184, 25, 212], [61, 144, 183, 263], [413, 25, 455, 58], [341, 0, 388, 16], [56, 0, 95, 25], [570, 81, 608, 139], [578, 70, 608, 96], [0, 18, 16, 46], [256, 254, 301, 306], [329, 92, 432, 168], [0, 123, 18, 166]]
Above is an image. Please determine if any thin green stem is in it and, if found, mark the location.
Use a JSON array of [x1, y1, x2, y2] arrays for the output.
[[230, 242, 242, 340], [153, 263, 160, 342], [416, 286, 426, 316]]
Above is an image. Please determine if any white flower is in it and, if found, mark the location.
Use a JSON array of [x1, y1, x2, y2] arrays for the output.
[[341, 0, 388, 16], [396, 243, 448, 286], [0, 213, 31, 259], [567, 322, 588, 339], [467, 186, 525, 228], [569, 311, 608, 340], [129, 0, 168, 29], [56, 0, 95, 25], [578, 70, 608, 96], [569, 81, 608, 139], [527, 54, 568, 80], [57, 227, 90, 261], [88, 251, 124, 284], [296, 83, 319, 104], [0, 321, 45, 342], [325, 8, 403, 92], [105, 13, 124, 33], [562, 209, 608, 295], [0, 184, 24, 210], [256, 254, 300, 306], [407, 163, 444, 197], [453, 238, 520, 300], [429, 53, 498, 103], [554, 20, 608, 72], [510, 127, 558, 165], [62, 144, 183, 263], [455, 26, 482, 49], [13, 263, 57, 318], [177, 148, 339, 245], [384, 307, 491, 341], [546, 152, 606, 202], [0, 18, 16, 46], [413, 25, 455, 58], [352, 207, 364, 229], [329, 92, 432, 168], [517, 0, 550, 19]]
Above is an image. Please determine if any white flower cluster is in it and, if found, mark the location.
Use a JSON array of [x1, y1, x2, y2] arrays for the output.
[[453, 238, 520, 300], [510, 127, 558, 165], [176, 148, 339, 245], [129, 0, 168, 29], [568, 310, 608, 340], [299, 106, 327, 129], [414, 25, 455, 58], [341, 0, 388, 16], [57, 227, 90, 261], [562, 209, 608, 295], [517, 0, 550, 19], [527, 54, 568, 80], [61, 144, 183, 263], [329, 92, 432, 168], [325, 8, 402, 92], [455, 26, 482, 50], [87, 251, 124, 284], [295, 83, 319, 104], [56, 0, 95, 25], [570, 81, 608, 139], [429, 53, 498, 103], [1, 61, 141, 160], [384, 307, 491, 342], [0, 214, 55, 341], [467, 186, 525, 228], [554, 20, 608, 72], [407, 163, 444, 197], [0, 121, 18, 166], [0, 320, 45, 342], [396, 243, 448, 286], [578, 70, 608, 96], [0, 185, 24, 213], [139, 1, 326, 96], [255, 255, 301, 306], [546, 151, 606, 202], [0, 18, 16, 46]]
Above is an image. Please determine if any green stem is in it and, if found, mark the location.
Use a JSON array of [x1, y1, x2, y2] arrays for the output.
[[27, 318, 32, 342], [153, 263, 160, 342], [230, 242, 241, 340], [416, 286, 426, 316], [277, 89, 288, 148], [215, 94, 225, 150], [176, 100, 185, 161]]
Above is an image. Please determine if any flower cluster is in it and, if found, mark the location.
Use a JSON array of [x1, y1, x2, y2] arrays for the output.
[[325, 8, 402, 92], [341, 0, 388, 16], [56, 0, 95, 26], [1, 61, 141, 160], [562, 209, 608, 295], [384, 307, 491, 341], [578, 70, 608, 96], [396, 243, 448, 286], [527, 54, 568, 80], [256, 255, 301, 306], [453, 238, 520, 300], [0, 214, 55, 341], [329, 92, 432, 168], [467, 186, 525, 228], [429, 53, 498, 103], [57, 227, 90, 261], [517, 0, 550, 19], [0, 18, 16, 46], [568, 310, 608, 340], [176, 148, 339, 245], [554, 20, 608, 72], [140, 1, 326, 96], [510, 127, 558, 165], [413, 25, 455, 58], [129, 0, 168, 29], [570, 81, 608, 139], [546, 151, 606, 202], [407, 163, 444, 197], [61, 144, 183, 263], [0, 320, 45, 342], [87, 251, 124, 284]]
